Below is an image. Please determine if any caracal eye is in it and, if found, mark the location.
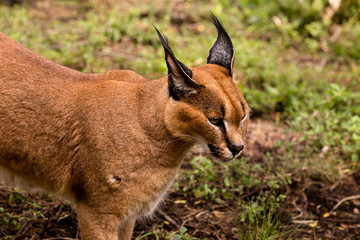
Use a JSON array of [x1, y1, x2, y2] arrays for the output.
[[209, 117, 222, 126]]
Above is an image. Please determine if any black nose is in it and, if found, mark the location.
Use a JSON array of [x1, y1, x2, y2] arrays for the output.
[[229, 144, 244, 156]]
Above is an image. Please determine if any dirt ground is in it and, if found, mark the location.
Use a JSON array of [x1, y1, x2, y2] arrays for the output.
[[1, 119, 360, 239]]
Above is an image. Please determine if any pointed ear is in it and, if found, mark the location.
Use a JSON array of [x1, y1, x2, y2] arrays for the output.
[[207, 13, 235, 77], [155, 27, 202, 100]]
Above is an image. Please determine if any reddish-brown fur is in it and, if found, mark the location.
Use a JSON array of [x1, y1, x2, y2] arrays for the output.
[[0, 18, 249, 240]]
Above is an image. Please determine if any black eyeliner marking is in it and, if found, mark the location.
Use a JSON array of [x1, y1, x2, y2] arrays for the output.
[[218, 120, 226, 134], [210, 118, 226, 133]]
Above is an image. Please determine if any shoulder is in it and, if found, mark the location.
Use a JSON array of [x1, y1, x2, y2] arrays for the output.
[[104, 70, 147, 82]]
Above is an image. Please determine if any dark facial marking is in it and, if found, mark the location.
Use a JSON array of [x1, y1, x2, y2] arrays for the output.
[[221, 105, 225, 116], [208, 144, 222, 158], [215, 119, 226, 134], [113, 175, 122, 182]]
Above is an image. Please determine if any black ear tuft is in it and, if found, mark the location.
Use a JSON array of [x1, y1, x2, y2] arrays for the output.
[[154, 26, 171, 53], [207, 13, 235, 77], [154, 26, 193, 78], [155, 26, 201, 100]]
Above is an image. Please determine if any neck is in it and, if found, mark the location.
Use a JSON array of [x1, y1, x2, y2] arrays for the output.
[[137, 77, 194, 167]]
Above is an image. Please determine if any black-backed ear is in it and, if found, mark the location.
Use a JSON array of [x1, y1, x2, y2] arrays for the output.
[[155, 27, 202, 100], [207, 13, 235, 77]]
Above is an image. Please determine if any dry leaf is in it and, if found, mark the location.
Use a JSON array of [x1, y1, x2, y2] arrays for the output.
[[309, 221, 318, 228]]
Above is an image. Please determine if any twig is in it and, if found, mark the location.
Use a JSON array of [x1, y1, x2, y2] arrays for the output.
[[290, 199, 305, 220], [330, 195, 360, 212], [157, 208, 179, 228], [180, 210, 207, 228], [292, 220, 318, 225]]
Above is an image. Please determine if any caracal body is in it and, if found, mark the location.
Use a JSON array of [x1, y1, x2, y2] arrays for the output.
[[0, 15, 249, 239]]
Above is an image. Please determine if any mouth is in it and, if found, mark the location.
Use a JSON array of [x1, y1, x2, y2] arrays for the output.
[[208, 144, 242, 163], [234, 150, 243, 159]]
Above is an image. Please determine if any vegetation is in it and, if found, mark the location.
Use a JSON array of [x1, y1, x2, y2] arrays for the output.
[[0, 0, 359, 239]]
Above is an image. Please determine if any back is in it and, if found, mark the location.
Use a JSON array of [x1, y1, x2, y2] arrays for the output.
[[0, 32, 86, 83]]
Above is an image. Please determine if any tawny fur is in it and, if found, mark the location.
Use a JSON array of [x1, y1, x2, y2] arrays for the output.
[[0, 18, 249, 240]]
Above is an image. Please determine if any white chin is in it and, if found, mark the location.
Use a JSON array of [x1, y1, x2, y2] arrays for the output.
[[220, 157, 234, 163], [218, 152, 234, 162], [219, 150, 243, 162]]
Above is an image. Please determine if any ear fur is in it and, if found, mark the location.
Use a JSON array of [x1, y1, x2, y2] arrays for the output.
[[207, 13, 235, 77], [155, 27, 202, 100]]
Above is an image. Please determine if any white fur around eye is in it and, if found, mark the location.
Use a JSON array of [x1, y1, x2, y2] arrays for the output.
[[241, 113, 247, 124], [223, 119, 228, 129]]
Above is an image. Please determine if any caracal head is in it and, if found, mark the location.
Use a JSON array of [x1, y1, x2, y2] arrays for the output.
[[157, 14, 250, 162]]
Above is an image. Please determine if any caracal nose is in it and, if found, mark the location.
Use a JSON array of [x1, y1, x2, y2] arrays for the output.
[[229, 144, 244, 156]]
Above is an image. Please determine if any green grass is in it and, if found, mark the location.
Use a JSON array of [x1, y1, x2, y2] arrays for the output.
[[1, 0, 359, 238], [238, 203, 293, 240]]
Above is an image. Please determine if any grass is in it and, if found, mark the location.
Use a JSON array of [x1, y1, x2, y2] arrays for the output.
[[238, 203, 293, 240], [1, 0, 360, 238]]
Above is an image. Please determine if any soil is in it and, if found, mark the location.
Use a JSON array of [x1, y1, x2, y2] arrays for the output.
[[1, 120, 360, 239]]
